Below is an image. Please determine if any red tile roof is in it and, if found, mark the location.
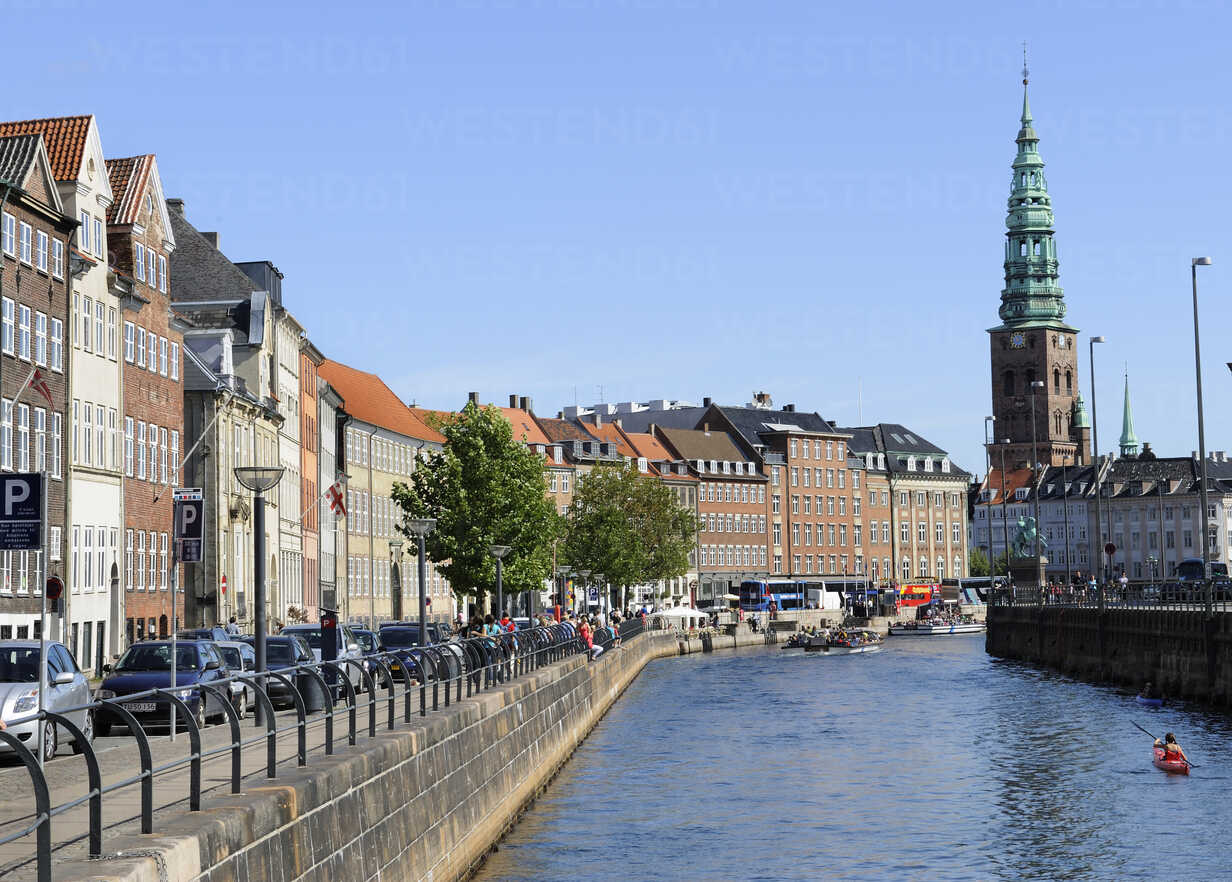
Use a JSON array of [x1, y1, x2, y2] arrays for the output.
[[624, 432, 671, 461], [577, 420, 637, 458], [105, 155, 154, 225], [319, 360, 446, 444], [0, 116, 93, 182], [499, 408, 551, 446], [981, 468, 1035, 502]]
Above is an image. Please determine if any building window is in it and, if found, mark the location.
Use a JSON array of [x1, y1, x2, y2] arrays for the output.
[[50, 319, 62, 372], [52, 239, 63, 278], [158, 255, 167, 293], [136, 422, 146, 479], [1, 399, 12, 471], [93, 219, 103, 258], [35, 231, 47, 271], [51, 414, 61, 478], [159, 337, 167, 375], [107, 308, 116, 359], [81, 405, 92, 466], [0, 213, 12, 255], [170, 342, 179, 380], [18, 222, 31, 264], [124, 322, 135, 362], [34, 312, 46, 366], [81, 297, 92, 353], [17, 305, 29, 361], [124, 417, 134, 476], [136, 328, 145, 367], [33, 409, 45, 472], [16, 405, 28, 472]]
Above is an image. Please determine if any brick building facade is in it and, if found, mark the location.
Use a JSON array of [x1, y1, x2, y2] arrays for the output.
[[107, 154, 182, 641]]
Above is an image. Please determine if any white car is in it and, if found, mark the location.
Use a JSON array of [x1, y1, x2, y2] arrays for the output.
[[279, 624, 365, 690], [0, 640, 93, 761]]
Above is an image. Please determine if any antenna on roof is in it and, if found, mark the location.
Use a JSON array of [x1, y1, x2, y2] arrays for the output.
[[596, 384, 605, 405]]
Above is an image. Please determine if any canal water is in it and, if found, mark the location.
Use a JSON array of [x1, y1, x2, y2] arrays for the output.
[[475, 638, 1232, 881]]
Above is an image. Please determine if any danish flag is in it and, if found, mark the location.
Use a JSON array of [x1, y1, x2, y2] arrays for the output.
[[326, 481, 347, 518], [25, 368, 53, 407]]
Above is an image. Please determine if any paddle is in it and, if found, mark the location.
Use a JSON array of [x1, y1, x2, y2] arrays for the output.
[[1133, 721, 1197, 768]]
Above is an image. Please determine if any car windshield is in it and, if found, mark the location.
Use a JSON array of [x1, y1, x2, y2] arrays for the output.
[[284, 628, 324, 650], [379, 627, 421, 648], [219, 647, 242, 669], [0, 647, 40, 682], [265, 643, 296, 665], [116, 644, 199, 672], [355, 632, 377, 652]]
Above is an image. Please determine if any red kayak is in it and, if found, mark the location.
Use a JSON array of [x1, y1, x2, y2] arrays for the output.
[[1153, 748, 1190, 775]]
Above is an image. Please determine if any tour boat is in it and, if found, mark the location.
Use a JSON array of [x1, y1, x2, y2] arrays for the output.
[[888, 621, 986, 637], [1152, 747, 1190, 775], [1136, 695, 1164, 708], [796, 633, 884, 655]]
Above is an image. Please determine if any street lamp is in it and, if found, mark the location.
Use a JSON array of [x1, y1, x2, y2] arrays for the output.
[[1192, 256, 1214, 616], [1089, 334, 1106, 605], [593, 573, 605, 614], [488, 545, 511, 617], [388, 539, 404, 621], [576, 570, 591, 614], [405, 519, 436, 645], [1029, 380, 1045, 565], [234, 465, 285, 725], [1061, 451, 1072, 588], [554, 565, 571, 619], [998, 440, 1010, 582], [984, 416, 996, 578]]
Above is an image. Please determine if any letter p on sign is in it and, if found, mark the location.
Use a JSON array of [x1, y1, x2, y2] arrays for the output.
[[5, 479, 29, 516]]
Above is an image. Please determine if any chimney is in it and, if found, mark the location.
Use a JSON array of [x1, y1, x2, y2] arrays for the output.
[[519, 396, 531, 412], [202, 232, 220, 249], [614, 417, 622, 428], [784, 404, 795, 413], [594, 411, 602, 427], [703, 397, 712, 407], [166, 197, 184, 215], [703, 422, 710, 434], [648, 422, 657, 436], [468, 392, 479, 405], [509, 394, 518, 407]]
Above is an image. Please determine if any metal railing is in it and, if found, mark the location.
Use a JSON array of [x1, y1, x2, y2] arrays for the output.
[[989, 582, 1232, 613], [0, 622, 602, 882]]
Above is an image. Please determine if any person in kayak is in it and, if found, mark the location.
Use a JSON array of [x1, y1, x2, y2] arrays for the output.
[[1153, 732, 1189, 764], [1140, 681, 1162, 700]]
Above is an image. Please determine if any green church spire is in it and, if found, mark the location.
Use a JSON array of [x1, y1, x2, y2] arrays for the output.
[[1119, 372, 1139, 458], [997, 64, 1069, 328], [1072, 391, 1090, 429]]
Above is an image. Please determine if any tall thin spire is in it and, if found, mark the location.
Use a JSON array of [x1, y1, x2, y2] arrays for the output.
[[997, 59, 1066, 328], [1119, 371, 1139, 458]]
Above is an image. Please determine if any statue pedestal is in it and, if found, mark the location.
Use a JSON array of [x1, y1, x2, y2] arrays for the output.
[[1010, 556, 1048, 590]]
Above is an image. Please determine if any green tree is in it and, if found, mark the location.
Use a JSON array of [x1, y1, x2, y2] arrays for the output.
[[391, 403, 562, 614], [968, 548, 990, 577], [564, 463, 698, 608]]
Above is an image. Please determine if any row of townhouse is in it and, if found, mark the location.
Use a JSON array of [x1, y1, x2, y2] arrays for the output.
[[483, 392, 971, 609], [971, 449, 1232, 583], [0, 114, 462, 675]]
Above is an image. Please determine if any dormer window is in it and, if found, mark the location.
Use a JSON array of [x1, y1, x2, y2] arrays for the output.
[[941, 457, 950, 473], [553, 446, 563, 463], [923, 457, 933, 472], [722, 461, 730, 474], [710, 460, 717, 473], [696, 459, 706, 474], [1015, 488, 1029, 501], [637, 457, 648, 473], [877, 453, 885, 469], [906, 456, 916, 471]]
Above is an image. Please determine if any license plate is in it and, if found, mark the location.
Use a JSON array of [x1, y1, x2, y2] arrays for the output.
[[125, 702, 157, 713]]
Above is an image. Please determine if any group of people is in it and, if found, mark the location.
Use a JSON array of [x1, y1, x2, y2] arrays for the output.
[[455, 609, 626, 663]]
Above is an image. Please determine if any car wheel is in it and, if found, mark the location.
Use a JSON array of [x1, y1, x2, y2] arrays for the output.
[[70, 711, 94, 755], [233, 691, 247, 720], [41, 721, 57, 761]]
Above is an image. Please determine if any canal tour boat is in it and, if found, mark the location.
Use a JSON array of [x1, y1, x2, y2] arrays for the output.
[[888, 620, 986, 637], [785, 630, 884, 655], [1152, 747, 1190, 775]]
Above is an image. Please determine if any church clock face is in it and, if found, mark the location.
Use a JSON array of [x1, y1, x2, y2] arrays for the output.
[[1010, 332, 1026, 349]]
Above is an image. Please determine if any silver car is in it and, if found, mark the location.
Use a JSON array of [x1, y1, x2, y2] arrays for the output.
[[215, 640, 256, 719], [0, 640, 93, 761], [279, 624, 365, 690]]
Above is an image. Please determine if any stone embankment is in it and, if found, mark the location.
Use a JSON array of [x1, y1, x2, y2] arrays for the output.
[[54, 624, 775, 882], [987, 605, 1232, 705]]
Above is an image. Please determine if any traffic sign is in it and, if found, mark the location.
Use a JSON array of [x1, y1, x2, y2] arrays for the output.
[[0, 473, 43, 551], [173, 488, 205, 563], [1104, 542, 1116, 556]]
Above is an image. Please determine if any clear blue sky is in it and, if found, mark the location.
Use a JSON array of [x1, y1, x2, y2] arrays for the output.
[[16, 0, 1232, 474]]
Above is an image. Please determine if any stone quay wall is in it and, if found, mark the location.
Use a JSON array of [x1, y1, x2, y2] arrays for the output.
[[56, 627, 774, 882], [986, 605, 1232, 704]]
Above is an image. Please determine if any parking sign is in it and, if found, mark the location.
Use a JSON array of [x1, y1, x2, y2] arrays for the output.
[[0, 473, 43, 551], [173, 488, 204, 563]]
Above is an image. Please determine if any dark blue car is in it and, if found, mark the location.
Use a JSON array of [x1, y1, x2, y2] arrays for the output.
[[94, 640, 230, 735]]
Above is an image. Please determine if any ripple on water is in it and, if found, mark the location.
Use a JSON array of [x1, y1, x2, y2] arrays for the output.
[[474, 639, 1232, 881]]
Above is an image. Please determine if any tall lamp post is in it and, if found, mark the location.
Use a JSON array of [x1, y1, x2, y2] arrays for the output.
[[234, 465, 285, 725], [389, 539, 404, 621], [1191, 256, 1214, 616], [554, 565, 571, 619], [998, 440, 1011, 581], [576, 570, 591, 614], [1029, 381, 1045, 567], [489, 545, 511, 617], [593, 573, 605, 615], [984, 416, 996, 579], [1061, 452, 1072, 588], [406, 519, 435, 644], [1089, 334, 1106, 605]]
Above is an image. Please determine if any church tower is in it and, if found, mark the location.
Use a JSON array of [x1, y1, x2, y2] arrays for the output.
[[988, 66, 1090, 469]]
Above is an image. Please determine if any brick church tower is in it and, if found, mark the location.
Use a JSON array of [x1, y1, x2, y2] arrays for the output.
[[988, 67, 1091, 470]]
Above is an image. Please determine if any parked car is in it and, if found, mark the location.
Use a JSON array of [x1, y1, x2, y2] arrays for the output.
[[236, 635, 315, 708], [95, 640, 230, 736], [279, 624, 364, 690], [176, 627, 230, 642], [0, 641, 93, 761], [375, 624, 433, 683], [215, 640, 256, 719]]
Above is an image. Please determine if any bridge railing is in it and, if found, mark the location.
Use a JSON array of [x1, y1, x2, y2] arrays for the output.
[[0, 621, 618, 882], [989, 582, 1232, 613]]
